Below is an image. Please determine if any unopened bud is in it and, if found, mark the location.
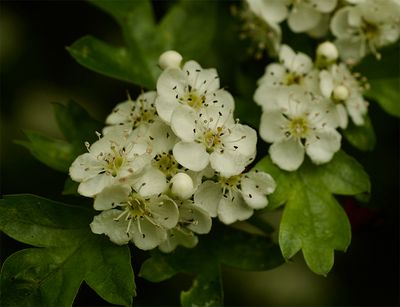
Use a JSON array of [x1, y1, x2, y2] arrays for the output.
[[170, 173, 193, 199], [159, 50, 183, 70], [333, 85, 349, 101], [317, 41, 339, 62]]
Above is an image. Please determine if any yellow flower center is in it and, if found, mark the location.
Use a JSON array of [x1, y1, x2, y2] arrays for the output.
[[288, 117, 309, 138]]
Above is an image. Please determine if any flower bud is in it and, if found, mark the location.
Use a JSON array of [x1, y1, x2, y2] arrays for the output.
[[333, 85, 349, 101], [170, 173, 193, 199], [158, 50, 183, 70], [317, 41, 339, 62]]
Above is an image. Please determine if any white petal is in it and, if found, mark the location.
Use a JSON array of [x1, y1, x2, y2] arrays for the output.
[[205, 89, 235, 119], [130, 218, 167, 250], [173, 141, 209, 171], [330, 7, 353, 38], [179, 201, 212, 234], [78, 174, 115, 197], [155, 97, 181, 124], [69, 153, 100, 182], [210, 150, 250, 177], [309, 0, 337, 13], [279, 45, 296, 67], [145, 119, 179, 154], [148, 196, 179, 229], [269, 138, 305, 171], [257, 63, 287, 86], [94, 185, 130, 210], [133, 167, 167, 197], [259, 111, 287, 143], [306, 129, 341, 164], [193, 180, 222, 217], [254, 85, 292, 111], [319, 70, 334, 98], [291, 52, 313, 75], [334, 37, 364, 64], [347, 96, 367, 126], [217, 192, 253, 224], [170, 105, 197, 142], [156, 68, 187, 122], [90, 210, 131, 245], [241, 171, 276, 209], [105, 100, 133, 126], [336, 104, 349, 129], [183, 61, 220, 93], [159, 228, 198, 253], [288, 3, 321, 32], [259, 0, 288, 23], [222, 123, 257, 157]]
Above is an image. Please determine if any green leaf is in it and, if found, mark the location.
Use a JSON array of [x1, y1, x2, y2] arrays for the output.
[[180, 265, 222, 307], [355, 45, 400, 117], [365, 78, 400, 117], [69, 0, 219, 89], [62, 178, 80, 196], [256, 151, 370, 275], [140, 226, 284, 306], [52, 100, 103, 154], [159, 0, 217, 60], [66, 35, 156, 88], [342, 116, 376, 151], [15, 131, 75, 173], [0, 195, 135, 307]]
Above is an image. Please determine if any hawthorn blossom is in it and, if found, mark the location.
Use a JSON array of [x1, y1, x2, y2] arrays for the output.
[[155, 56, 234, 124], [90, 184, 179, 250], [170, 105, 257, 176], [331, 0, 400, 63], [320, 63, 368, 128], [256, 45, 319, 92], [104, 91, 157, 134], [258, 87, 341, 171], [194, 170, 276, 224], [159, 200, 212, 252], [69, 127, 151, 197]]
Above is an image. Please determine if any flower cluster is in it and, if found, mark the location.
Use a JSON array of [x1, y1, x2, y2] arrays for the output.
[[254, 43, 369, 171], [69, 51, 276, 251], [241, 0, 400, 63]]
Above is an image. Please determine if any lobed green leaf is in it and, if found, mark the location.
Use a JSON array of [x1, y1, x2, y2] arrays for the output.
[[342, 116, 376, 151], [0, 195, 135, 307], [256, 151, 370, 275], [15, 131, 75, 173]]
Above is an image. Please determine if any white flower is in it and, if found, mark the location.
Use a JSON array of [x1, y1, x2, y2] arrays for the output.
[[159, 200, 212, 252], [155, 60, 234, 124], [104, 91, 157, 134], [69, 127, 151, 197], [158, 50, 183, 70], [331, 0, 400, 63], [259, 87, 341, 171], [131, 119, 204, 197], [320, 63, 368, 128], [256, 45, 319, 93], [287, 0, 338, 33], [90, 185, 179, 250], [194, 170, 276, 224], [171, 105, 257, 176]]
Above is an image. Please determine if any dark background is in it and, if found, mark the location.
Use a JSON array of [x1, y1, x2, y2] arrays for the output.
[[1, 1, 399, 306]]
